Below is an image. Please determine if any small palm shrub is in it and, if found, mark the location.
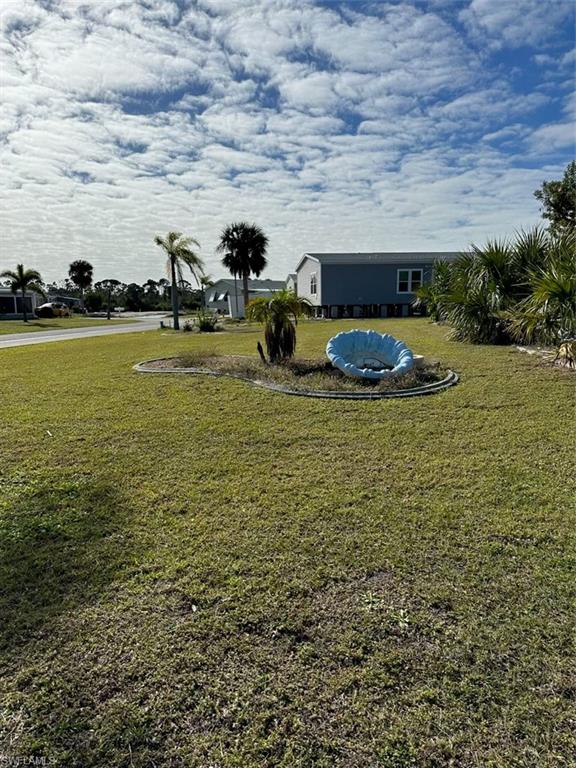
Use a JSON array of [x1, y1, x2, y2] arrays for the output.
[[504, 230, 576, 346], [246, 290, 312, 363], [413, 258, 452, 321], [424, 228, 575, 347], [196, 309, 218, 332]]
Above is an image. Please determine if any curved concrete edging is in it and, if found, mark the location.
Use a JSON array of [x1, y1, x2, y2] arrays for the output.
[[134, 359, 459, 400]]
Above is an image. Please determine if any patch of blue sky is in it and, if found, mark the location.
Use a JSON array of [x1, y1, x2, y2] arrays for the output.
[[121, 84, 205, 116], [64, 170, 95, 184]]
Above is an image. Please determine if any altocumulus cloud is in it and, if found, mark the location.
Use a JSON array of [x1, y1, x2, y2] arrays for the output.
[[0, 0, 574, 282]]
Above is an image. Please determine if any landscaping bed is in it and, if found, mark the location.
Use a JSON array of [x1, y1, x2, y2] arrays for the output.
[[138, 351, 453, 394]]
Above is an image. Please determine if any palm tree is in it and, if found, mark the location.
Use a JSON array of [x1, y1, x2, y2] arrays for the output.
[[431, 227, 575, 346], [413, 259, 453, 321], [154, 231, 204, 330], [505, 230, 576, 346], [216, 222, 269, 316], [246, 289, 312, 362], [440, 241, 522, 344], [199, 274, 214, 309], [68, 260, 93, 310], [0, 264, 44, 323]]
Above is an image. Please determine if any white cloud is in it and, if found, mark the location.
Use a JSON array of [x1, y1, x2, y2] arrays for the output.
[[461, 0, 575, 48], [528, 122, 575, 152], [0, 0, 573, 283]]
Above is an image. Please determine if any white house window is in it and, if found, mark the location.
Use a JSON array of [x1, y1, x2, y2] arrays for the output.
[[397, 269, 423, 293], [310, 272, 317, 295]]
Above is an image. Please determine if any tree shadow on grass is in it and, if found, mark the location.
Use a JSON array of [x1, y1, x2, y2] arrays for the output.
[[13, 322, 62, 330], [0, 476, 139, 652]]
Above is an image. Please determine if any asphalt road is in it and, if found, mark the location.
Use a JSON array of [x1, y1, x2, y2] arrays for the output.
[[0, 316, 162, 349]]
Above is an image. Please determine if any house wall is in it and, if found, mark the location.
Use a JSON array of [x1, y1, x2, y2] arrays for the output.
[[296, 257, 322, 304], [207, 279, 285, 316], [0, 290, 39, 318], [319, 262, 434, 305], [206, 280, 234, 314], [228, 289, 281, 318]]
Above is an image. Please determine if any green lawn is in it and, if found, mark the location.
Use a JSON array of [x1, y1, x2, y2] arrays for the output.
[[0, 317, 136, 334], [0, 319, 573, 767]]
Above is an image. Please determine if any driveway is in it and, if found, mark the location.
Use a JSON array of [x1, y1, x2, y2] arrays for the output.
[[0, 316, 162, 349]]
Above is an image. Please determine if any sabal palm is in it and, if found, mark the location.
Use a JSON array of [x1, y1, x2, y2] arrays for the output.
[[216, 222, 268, 314], [246, 289, 311, 362], [443, 241, 520, 344], [0, 264, 44, 323], [413, 259, 453, 321], [506, 230, 576, 345], [68, 260, 93, 308], [438, 227, 576, 345], [154, 231, 204, 330]]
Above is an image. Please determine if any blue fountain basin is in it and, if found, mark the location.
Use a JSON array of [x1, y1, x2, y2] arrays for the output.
[[326, 329, 414, 379]]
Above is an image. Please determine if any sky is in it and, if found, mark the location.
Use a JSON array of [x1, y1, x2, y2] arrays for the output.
[[0, 0, 574, 284]]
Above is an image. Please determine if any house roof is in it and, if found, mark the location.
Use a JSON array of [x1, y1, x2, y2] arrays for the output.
[[295, 251, 460, 271], [208, 278, 286, 294], [0, 286, 43, 296], [209, 277, 286, 291]]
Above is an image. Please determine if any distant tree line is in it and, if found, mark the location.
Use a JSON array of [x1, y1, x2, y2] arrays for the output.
[[44, 276, 205, 313]]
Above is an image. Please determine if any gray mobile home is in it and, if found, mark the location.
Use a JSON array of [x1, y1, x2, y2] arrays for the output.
[[0, 287, 41, 319], [206, 278, 286, 318], [295, 252, 458, 318]]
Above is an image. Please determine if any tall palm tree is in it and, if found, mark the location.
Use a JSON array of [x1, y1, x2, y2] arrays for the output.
[[68, 260, 93, 310], [246, 289, 311, 362], [216, 222, 269, 316], [154, 231, 204, 330], [0, 264, 44, 323]]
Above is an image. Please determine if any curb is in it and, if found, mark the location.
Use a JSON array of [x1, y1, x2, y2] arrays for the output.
[[134, 359, 459, 400]]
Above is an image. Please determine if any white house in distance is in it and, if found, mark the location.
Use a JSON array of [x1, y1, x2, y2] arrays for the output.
[[0, 286, 41, 318], [206, 278, 286, 318], [295, 251, 459, 318]]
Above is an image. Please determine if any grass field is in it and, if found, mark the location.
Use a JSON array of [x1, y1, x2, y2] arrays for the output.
[[0, 317, 136, 334], [0, 319, 573, 767]]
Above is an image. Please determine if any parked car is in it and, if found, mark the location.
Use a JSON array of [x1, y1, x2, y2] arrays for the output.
[[36, 302, 72, 318]]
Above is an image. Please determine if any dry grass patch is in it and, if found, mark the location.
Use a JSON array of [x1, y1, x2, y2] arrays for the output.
[[145, 351, 448, 393]]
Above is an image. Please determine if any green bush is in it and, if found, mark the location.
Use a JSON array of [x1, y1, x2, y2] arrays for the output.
[[416, 228, 576, 346], [195, 309, 218, 332]]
